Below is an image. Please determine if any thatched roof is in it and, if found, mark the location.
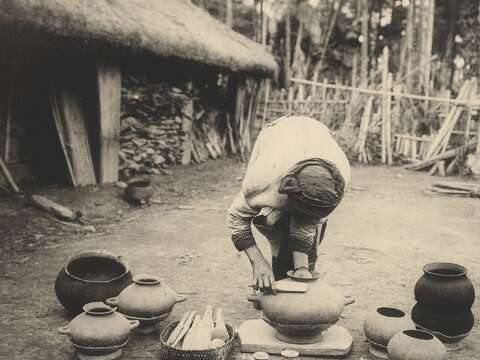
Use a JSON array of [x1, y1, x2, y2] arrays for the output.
[[0, 0, 277, 75]]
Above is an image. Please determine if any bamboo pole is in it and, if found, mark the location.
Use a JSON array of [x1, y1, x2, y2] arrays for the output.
[[360, 0, 369, 86], [386, 73, 393, 165], [4, 96, 11, 162], [320, 79, 327, 120], [290, 77, 474, 106], [381, 47, 389, 164]]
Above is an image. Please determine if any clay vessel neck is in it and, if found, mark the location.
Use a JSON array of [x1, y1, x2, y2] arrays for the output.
[[423, 262, 467, 278], [83, 302, 115, 316], [132, 275, 161, 286], [377, 307, 406, 318]]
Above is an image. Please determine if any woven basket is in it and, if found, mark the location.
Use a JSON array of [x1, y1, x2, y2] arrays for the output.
[[160, 321, 235, 360]]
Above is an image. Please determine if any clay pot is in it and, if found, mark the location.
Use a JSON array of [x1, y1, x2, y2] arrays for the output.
[[387, 329, 447, 360], [248, 279, 351, 325], [247, 278, 353, 343], [57, 302, 139, 350], [125, 178, 153, 204], [414, 262, 475, 311], [411, 302, 474, 344], [105, 274, 186, 334], [55, 250, 133, 314], [363, 307, 415, 358]]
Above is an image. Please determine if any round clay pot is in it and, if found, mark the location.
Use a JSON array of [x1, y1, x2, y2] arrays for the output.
[[55, 250, 133, 314], [247, 278, 353, 329], [414, 262, 475, 311], [363, 307, 415, 358], [387, 329, 447, 360], [57, 302, 139, 349], [125, 178, 153, 204], [411, 302, 474, 344], [105, 274, 187, 319]]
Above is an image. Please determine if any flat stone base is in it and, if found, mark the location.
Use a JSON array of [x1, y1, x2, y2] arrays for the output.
[[76, 349, 122, 360], [238, 319, 353, 357]]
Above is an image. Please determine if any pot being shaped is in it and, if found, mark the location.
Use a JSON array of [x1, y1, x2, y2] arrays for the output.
[[387, 329, 447, 360], [55, 250, 133, 314], [105, 274, 186, 318], [57, 302, 139, 348], [414, 262, 475, 311], [248, 279, 349, 325], [411, 302, 474, 344], [363, 307, 415, 349]]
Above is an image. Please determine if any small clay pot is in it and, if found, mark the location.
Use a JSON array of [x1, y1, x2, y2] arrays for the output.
[[58, 302, 139, 349], [55, 250, 133, 314], [105, 274, 186, 333], [414, 262, 475, 311], [387, 329, 447, 360], [363, 307, 415, 358], [125, 178, 153, 204]]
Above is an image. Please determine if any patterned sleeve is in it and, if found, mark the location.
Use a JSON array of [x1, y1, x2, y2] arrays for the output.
[[227, 192, 257, 251]]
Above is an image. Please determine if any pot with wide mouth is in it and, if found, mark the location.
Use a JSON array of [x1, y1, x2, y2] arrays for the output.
[[55, 250, 133, 314], [387, 329, 447, 360], [58, 302, 139, 359], [247, 278, 354, 344], [363, 307, 415, 359], [106, 274, 187, 334], [414, 262, 475, 311]]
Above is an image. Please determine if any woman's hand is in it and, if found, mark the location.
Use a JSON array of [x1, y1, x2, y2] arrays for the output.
[[252, 256, 277, 294], [245, 245, 277, 294]]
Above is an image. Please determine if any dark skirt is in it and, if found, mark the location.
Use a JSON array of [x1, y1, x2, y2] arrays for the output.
[[270, 216, 327, 281]]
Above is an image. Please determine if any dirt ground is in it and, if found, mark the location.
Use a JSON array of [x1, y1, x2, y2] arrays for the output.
[[0, 159, 479, 360]]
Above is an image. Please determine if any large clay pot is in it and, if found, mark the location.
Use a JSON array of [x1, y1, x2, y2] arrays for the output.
[[125, 177, 153, 204], [411, 302, 474, 344], [363, 307, 415, 359], [387, 329, 447, 360], [58, 302, 139, 358], [105, 274, 186, 334], [55, 250, 133, 314], [247, 278, 353, 343], [414, 262, 475, 311]]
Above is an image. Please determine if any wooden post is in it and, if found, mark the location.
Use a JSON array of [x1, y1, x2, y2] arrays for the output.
[[381, 47, 389, 164], [226, 0, 233, 28], [181, 81, 194, 165], [284, 4, 291, 89], [320, 79, 328, 121], [233, 76, 247, 161], [386, 73, 393, 165], [261, 79, 270, 127], [0, 155, 19, 193], [360, 0, 369, 86], [97, 59, 121, 183]]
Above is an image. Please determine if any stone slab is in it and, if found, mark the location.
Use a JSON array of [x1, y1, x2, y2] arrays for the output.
[[238, 319, 353, 357]]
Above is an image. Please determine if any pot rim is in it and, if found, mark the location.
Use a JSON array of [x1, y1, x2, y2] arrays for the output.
[[132, 274, 161, 285], [83, 302, 115, 316], [64, 250, 130, 284], [402, 329, 435, 341], [376, 307, 406, 318], [423, 262, 467, 278]]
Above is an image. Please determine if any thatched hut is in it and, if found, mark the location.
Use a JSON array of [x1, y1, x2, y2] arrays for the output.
[[0, 0, 276, 187]]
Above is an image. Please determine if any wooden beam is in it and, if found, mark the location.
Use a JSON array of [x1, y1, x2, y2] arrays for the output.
[[0, 155, 20, 193], [97, 59, 121, 183], [181, 82, 194, 165]]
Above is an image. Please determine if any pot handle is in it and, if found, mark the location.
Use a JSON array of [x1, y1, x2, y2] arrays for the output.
[[57, 326, 72, 336], [128, 320, 140, 330], [247, 294, 261, 303], [105, 297, 120, 306], [344, 295, 355, 306], [175, 294, 187, 303]]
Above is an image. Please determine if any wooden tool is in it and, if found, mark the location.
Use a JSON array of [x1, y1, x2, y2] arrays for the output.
[[249, 279, 308, 293]]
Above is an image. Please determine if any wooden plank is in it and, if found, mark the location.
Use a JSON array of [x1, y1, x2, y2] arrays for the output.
[[261, 79, 270, 127], [0, 155, 20, 192], [49, 93, 77, 187], [50, 77, 96, 186], [30, 194, 76, 220], [381, 47, 389, 164], [386, 73, 393, 165], [181, 82, 194, 165], [97, 59, 121, 183]]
